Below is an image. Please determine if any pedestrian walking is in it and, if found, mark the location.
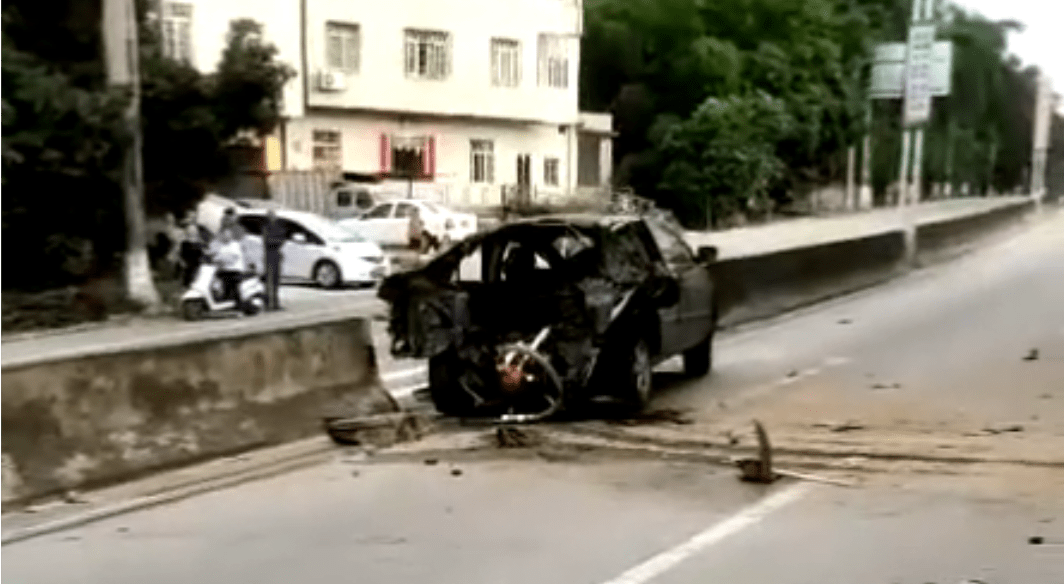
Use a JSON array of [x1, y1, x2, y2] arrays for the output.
[[263, 209, 286, 311]]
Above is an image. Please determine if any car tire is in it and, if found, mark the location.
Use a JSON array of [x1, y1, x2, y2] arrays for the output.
[[682, 332, 714, 377], [619, 337, 653, 413], [313, 260, 342, 289], [428, 350, 477, 417]]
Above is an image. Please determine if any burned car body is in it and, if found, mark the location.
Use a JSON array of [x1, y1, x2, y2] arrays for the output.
[[377, 214, 718, 422]]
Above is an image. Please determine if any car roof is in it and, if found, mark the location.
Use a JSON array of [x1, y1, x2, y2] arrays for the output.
[[509, 213, 643, 229], [238, 208, 327, 225]]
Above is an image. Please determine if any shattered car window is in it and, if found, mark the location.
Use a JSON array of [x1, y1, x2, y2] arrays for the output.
[[644, 218, 696, 268], [454, 246, 484, 282], [553, 231, 594, 259]]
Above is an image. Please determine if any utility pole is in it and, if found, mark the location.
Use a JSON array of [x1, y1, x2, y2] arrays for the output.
[[859, 103, 873, 209], [899, 0, 936, 207], [102, 0, 160, 307]]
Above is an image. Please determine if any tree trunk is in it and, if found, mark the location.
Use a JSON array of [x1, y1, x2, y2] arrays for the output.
[[103, 0, 161, 308]]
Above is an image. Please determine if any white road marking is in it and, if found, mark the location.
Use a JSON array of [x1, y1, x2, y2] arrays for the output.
[[600, 482, 813, 584]]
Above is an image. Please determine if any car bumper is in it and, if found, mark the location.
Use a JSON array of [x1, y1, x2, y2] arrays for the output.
[[341, 259, 390, 284]]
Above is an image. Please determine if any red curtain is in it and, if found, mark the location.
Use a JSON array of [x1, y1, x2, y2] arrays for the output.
[[379, 134, 391, 176]]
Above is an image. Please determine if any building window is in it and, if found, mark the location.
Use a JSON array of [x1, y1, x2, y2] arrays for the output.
[[537, 34, 568, 89], [312, 130, 342, 171], [326, 22, 360, 72], [544, 157, 560, 187], [470, 140, 495, 184], [161, 2, 193, 64], [405, 29, 451, 80], [491, 38, 520, 87], [391, 136, 432, 178]]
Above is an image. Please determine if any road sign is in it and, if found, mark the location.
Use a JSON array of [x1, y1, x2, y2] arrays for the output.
[[903, 24, 936, 126], [870, 41, 952, 100]]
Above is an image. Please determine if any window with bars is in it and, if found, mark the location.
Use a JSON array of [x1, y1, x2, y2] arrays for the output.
[[537, 34, 569, 89], [326, 22, 360, 72], [312, 130, 342, 171], [161, 2, 193, 64], [405, 29, 451, 80], [491, 38, 521, 87], [543, 157, 560, 187], [470, 140, 495, 184]]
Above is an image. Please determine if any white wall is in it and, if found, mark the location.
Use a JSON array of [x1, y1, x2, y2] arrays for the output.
[[284, 113, 576, 203], [186, 0, 304, 117], [304, 0, 581, 124]]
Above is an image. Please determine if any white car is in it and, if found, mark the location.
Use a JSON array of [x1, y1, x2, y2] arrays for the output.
[[235, 209, 389, 288], [340, 199, 478, 248]]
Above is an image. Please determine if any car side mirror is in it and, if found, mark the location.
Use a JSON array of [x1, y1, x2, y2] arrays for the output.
[[696, 245, 718, 264]]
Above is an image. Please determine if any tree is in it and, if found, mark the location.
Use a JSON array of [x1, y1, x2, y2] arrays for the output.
[[658, 92, 795, 228], [3, 0, 294, 299]]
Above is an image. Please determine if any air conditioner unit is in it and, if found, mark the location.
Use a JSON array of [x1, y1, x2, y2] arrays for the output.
[[318, 70, 347, 92]]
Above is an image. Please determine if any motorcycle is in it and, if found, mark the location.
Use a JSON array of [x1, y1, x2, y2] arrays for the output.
[[180, 260, 266, 321]]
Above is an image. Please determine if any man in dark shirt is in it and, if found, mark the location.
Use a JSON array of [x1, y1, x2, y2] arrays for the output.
[[263, 210, 286, 311]]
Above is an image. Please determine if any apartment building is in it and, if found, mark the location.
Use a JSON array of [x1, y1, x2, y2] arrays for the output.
[[162, 0, 614, 208]]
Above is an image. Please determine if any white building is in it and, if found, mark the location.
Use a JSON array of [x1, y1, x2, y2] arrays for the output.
[[161, 0, 614, 208]]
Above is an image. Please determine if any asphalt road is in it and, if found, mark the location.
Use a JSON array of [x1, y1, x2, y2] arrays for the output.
[[4, 209, 1063, 584]]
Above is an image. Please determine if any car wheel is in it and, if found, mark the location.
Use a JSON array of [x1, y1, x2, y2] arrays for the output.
[[181, 299, 208, 321], [620, 338, 653, 412], [313, 260, 342, 288], [428, 350, 477, 417], [683, 331, 715, 377]]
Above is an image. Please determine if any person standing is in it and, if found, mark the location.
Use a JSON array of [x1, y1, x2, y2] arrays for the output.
[[262, 209, 286, 311], [179, 217, 206, 287]]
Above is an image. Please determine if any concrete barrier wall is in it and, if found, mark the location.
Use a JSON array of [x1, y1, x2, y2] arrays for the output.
[[1, 318, 396, 505], [914, 199, 1035, 266], [711, 231, 908, 328]]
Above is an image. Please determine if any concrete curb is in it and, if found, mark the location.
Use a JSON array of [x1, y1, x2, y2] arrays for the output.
[[1, 438, 336, 546]]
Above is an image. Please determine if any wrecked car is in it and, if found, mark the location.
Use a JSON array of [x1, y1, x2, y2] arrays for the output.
[[377, 213, 719, 423]]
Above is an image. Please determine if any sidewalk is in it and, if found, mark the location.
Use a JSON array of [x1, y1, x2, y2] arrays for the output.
[[1, 197, 1026, 371], [687, 197, 1027, 259]]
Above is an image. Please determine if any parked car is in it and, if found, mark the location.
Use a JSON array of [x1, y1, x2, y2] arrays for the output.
[[339, 199, 477, 248], [235, 209, 389, 288], [376, 213, 719, 422]]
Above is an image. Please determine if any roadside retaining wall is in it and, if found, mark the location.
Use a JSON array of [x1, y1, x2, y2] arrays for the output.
[[1, 318, 396, 506], [914, 199, 1035, 266], [711, 231, 908, 328]]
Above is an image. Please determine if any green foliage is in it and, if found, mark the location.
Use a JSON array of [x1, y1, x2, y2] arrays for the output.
[[658, 92, 795, 228], [582, 0, 1049, 220], [2, 2, 294, 290]]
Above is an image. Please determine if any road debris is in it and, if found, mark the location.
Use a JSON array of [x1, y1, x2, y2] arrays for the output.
[[323, 412, 425, 448], [495, 425, 535, 448], [609, 408, 694, 426], [1023, 348, 1040, 361], [837, 318, 852, 325], [424, 458, 439, 466], [982, 424, 1024, 435], [813, 420, 866, 433], [450, 468, 463, 477], [734, 420, 777, 484], [870, 382, 902, 390], [61, 490, 86, 504]]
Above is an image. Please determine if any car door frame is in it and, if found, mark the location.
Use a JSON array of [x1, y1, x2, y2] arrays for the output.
[[642, 219, 715, 355], [278, 218, 325, 281], [359, 202, 396, 245]]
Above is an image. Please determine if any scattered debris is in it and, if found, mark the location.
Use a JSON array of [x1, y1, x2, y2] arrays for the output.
[[424, 458, 439, 466], [870, 382, 902, 390], [814, 420, 866, 433], [982, 424, 1024, 435], [837, 319, 852, 325], [351, 470, 360, 478], [723, 430, 741, 446], [450, 468, 463, 477], [1039, 393, 1053, 400], [734, 420, 777, 484], [495, 425, 535, 448], [609, 408, 694, 427], [786, 370, 799, 378], [1027, 535, 1062, 546], [62, 536, 81, 542], [61, 490, 86, 504], [1023, 348, 1040, 361], [116, 527, 129, 533], [323, 412, 425, 448]]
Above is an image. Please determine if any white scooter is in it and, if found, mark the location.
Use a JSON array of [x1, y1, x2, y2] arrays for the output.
[[180, 260, 266, 321]]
